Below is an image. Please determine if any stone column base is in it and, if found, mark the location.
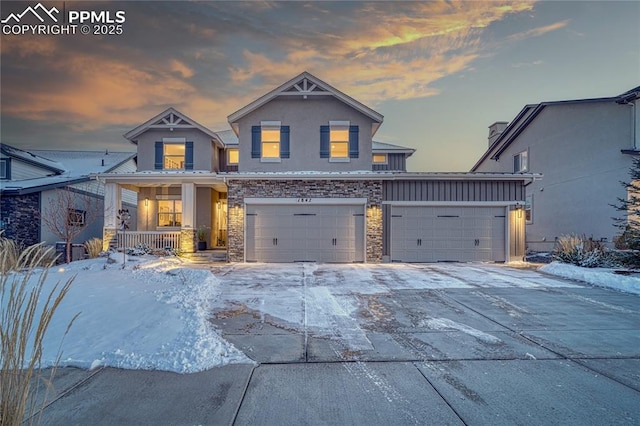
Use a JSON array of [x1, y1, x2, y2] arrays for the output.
[[103, 228, 117, 251], [180, 229, 196, 254]]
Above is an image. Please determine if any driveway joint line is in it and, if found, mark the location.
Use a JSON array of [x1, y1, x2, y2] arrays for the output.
[[27, 366, 105, 423], [230, 364, 257, 426], [441, 290, 640, 393], [413, 362, 468, 426]]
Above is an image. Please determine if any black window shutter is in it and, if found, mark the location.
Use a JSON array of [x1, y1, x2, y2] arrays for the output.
[[320, 125, 330, 158], [154, 141, 163, 169], [349, 125, 359, 158], [251, 126, 261, 158], [185, 141, 194, 169], [280, 126, 290, 159]]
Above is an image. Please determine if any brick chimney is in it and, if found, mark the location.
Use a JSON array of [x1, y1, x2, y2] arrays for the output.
[[488, 121, 508, 147]]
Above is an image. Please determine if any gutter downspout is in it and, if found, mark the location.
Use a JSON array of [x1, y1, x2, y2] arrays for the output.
[[631, 101, 637, 150]]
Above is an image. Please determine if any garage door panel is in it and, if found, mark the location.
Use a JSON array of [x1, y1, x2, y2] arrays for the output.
[[246, 203, 364, 263], [391, 206, 506, 263]]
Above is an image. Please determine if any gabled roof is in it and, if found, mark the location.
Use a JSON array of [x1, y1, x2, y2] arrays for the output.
[[372, 141, 415, 157], [0, 144, 136, 195], [124, 107, 223, 146], [470, 85, 640, 171], [227, 71, 384, 135], [1, 143, 65, 174]]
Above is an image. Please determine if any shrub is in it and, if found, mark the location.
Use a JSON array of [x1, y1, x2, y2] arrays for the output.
[[83, 238, 103, 259], [553, 234, 616, 268], [0, 243, 77, 425]]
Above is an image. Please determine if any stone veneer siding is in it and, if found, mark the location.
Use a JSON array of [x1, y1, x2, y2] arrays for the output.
[[0, 193, 40, 246], [226, 179, 383, 262], [180, 229, 196, 254]]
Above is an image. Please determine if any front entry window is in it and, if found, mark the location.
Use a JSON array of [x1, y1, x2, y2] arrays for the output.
[[158, 200, 182, 227]]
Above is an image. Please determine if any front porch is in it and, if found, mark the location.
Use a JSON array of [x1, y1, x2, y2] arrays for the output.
[[101, 175, 228, 254]]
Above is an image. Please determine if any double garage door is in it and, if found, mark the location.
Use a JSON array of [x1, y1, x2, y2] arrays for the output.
[[391, 206, 506, 263], [246, 203, 365, 263]]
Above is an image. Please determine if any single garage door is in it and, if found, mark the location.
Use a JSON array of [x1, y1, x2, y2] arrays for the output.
[[246, 203, 365, 262], [391, 206, 506, 262]]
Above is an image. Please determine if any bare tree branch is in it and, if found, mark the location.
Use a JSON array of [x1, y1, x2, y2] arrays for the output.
[[39, 187, 101, 263]]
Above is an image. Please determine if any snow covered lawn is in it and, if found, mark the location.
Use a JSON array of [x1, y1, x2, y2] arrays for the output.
[[4, 254, 251, 374], [540, 261, 640, 296]]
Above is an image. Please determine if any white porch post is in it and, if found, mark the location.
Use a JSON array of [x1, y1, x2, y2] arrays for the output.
[[181, 182, 196, 252], [103, 182, 121, 250]]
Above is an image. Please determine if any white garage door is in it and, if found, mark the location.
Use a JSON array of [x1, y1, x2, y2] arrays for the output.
[[391, 206, 506, 262], [246, 203, 365, 262]]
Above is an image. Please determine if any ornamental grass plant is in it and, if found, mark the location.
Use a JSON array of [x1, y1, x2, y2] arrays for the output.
[[0, 239, 77, 426]]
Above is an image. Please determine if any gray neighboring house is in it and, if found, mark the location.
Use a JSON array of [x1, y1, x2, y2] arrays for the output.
[[471, 86, 640, 252], [0, 144, 137, 249], [98, 71, 535, 263]]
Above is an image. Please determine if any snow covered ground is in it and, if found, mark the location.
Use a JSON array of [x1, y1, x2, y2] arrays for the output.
[[541, 261, 640, 296], [3, 254, 251, 374], [5, 255, 638, 375]]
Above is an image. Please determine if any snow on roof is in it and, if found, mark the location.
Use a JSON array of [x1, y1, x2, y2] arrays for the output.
[[1, 146, 135, 194], [214, 129, 238, 146], [1, 144, 65, 173], [372, 141, 415, 153]]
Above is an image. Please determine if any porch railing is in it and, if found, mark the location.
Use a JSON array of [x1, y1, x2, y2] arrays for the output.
[[117, 231, 181, 251]]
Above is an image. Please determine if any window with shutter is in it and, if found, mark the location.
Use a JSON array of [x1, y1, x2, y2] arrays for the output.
[[257, 121, 283, 162]]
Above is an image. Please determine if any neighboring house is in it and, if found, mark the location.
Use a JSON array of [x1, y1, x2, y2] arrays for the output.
[[471, 86, 640, 252], [0, 144, 137, 249], [98, 71, 534, 263]]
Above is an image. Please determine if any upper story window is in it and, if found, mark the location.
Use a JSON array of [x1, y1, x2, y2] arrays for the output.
[[262, 125, 281, 159], [373, 154, 387, 164], [330, 124, 349, 160], [513, 150, 528, 173], [251, 122, 290, 162], [227, 148, 239, 165], [155, 138, 193, 170], [164, 143, 185, 169], [0, 158, 10, 180], [321, 121, 359, 161]]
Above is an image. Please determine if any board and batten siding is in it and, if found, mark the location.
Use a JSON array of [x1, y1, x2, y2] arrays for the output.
[[382, 179, 525, 258], [372, 153, 406, 171]]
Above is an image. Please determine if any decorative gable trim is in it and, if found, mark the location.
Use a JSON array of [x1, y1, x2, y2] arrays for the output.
[[227, 72, 384, 134], [124, 107, 222, 146]]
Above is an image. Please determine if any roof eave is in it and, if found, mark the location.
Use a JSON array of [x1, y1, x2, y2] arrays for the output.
[[227, 71, 384, 128]]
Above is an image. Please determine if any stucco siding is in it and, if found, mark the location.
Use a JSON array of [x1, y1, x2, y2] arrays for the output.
[[236, 97, 374, 172], [474, 101, 634, 250], [136, 128, 214, 171]]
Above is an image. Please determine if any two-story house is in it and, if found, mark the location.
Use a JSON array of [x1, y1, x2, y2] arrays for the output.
[[472, 86, 640, 252], [99, 72, 535, 263]]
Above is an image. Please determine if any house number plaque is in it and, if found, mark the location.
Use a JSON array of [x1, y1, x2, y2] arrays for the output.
[[297, 198, 312, 203]]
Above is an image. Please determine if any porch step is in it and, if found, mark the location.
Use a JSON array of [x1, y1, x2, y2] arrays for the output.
[[183, 249, 227, 264]]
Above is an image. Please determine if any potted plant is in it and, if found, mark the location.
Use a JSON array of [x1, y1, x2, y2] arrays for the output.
[[196, 225, 209, 251]]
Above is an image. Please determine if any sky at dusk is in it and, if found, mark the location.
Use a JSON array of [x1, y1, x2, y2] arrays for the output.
[[1, 1, 638, 171]]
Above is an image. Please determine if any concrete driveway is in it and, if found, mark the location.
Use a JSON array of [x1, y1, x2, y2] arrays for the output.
[[38, 263, 640, 425]]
